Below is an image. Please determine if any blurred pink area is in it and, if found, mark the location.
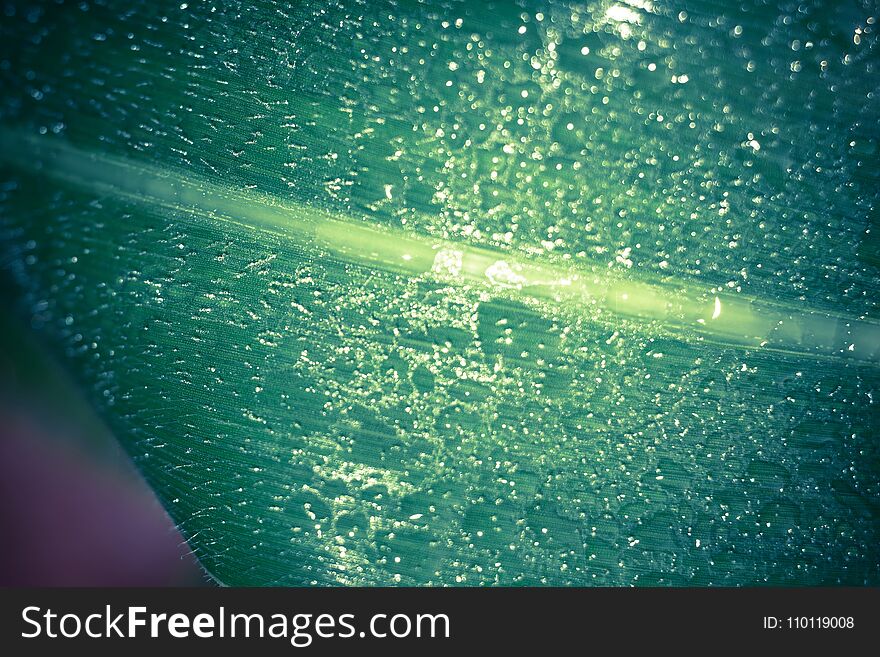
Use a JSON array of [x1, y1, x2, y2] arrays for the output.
[[0, 410, 206, 586]]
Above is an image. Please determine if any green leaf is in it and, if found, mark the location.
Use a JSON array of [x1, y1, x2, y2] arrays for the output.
[[1, 0, 878, 585]]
